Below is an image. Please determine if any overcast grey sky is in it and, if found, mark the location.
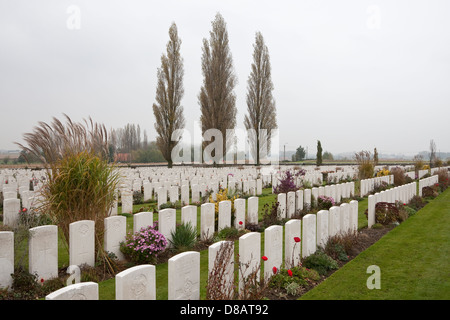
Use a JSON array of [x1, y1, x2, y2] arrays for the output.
[[1, 0, 449, 157]]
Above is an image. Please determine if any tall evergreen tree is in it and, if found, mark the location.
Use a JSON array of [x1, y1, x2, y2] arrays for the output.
[[316, 140, 323, 166]]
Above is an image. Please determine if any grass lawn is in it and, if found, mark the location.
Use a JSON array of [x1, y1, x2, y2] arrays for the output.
[[299, 187, 450, 300]]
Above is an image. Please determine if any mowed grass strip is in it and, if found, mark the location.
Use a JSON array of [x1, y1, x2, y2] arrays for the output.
[[300, 188, 450, 300]]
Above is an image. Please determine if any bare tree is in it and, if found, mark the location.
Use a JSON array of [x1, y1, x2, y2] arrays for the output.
[[199, 13, 237, 164], [153, 22, 185, 168], [244, 32, 277, 165]]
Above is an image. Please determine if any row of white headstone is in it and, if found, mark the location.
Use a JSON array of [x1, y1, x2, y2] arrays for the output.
[[418, 175, 440, 197], [0, 194, 257, 289], [366, 175, 440, 228], [275, 181, 355, 219], [118, 177, 265, 213], [0, 194, 358, 294], [44, 202, 359, 300], [360, 175, 393, 197]]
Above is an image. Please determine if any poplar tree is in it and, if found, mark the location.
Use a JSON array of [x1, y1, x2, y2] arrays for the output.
[[199, 13, 237, 164], [244, 31, 277, 165], [153, 22, 185, 168]]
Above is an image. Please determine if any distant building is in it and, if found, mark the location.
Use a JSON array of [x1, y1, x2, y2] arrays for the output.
[[114, 153, 131, 162]]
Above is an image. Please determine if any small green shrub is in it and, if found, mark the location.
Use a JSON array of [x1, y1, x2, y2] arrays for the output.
[[302, 250, 338, 276], [169, 222, 198, 252], [216, 226, 244, 241]]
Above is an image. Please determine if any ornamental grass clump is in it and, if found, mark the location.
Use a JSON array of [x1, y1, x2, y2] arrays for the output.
[[120, 225, 167, 264], [15, 114, 120, 273]]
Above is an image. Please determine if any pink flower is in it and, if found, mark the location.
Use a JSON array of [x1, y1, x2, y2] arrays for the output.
[[262, 256, 268, 261], [22, 208, 27, 212]]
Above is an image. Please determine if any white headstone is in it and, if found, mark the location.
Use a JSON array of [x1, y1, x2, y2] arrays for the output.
[[302, 214, 317, 258], [69, 220, 95, 267], [316, 210, 329, 248], [295, 189, 303, 211], [3, 198, 20, 227], [29, 225, 58, 281], [218, 200, 231, 231], [46, 282, 99, 300], [234, 198, 246, 230], [121, 189, 133, 214], [311, 187, 319, 207], [349, 200, 358, 232], [277, 193, 286, 219], [247, 197, 259, 225], [284, 219, 301, 268], [238, 232, 261, 293], [157, 187, 167, 209], [0, 231, 14, 289], [168, 251, 200, 300], [264, 225, 283, 280], [200, 203, 215, 241], [304, 188, 312, 208], [368, 194, 376, 228], [158, 208, 176, 245], [143, 183, 152, 202], [191, 184, 200, 203], [104, 215, 126, 260], [256, 178, 262, 195], [115, 265, 156, 300], [339, 203, 350, 234], [181, 184, 189, 205], [169, 186, 179, 203], [328, 206, 340, 237], [208, 241, 234, 298], [287, 191, 295, 218], [133, 211, 153, 234], [181, 205, 197, 231]]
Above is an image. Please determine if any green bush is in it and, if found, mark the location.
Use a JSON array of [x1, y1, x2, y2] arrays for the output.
[[302, 250, 338, 276], [169, 222, 198, 252]]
